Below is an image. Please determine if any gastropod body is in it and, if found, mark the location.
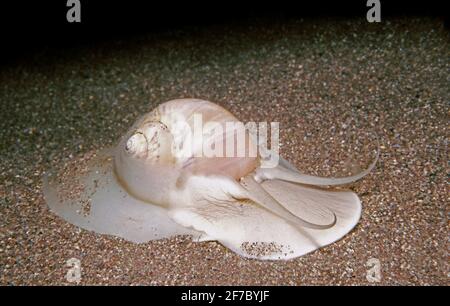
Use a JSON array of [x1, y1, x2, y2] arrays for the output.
[[44, 98, 377, 260]]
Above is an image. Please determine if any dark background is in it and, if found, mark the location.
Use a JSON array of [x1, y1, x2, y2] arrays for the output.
[[0, 0, 446, 61]]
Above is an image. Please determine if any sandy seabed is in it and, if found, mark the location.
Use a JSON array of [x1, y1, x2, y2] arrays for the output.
[[0, 17, 448, 285]]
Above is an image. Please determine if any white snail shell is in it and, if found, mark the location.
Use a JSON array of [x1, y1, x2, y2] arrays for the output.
[[43, 98, 377, 260]]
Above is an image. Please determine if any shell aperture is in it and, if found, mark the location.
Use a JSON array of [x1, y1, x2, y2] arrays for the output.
[[43, 98, 377, 260]]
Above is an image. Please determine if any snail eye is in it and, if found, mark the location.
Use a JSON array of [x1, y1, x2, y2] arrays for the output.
[[125, 133, 148, 156]]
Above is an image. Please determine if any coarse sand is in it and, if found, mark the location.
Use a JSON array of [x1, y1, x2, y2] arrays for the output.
[[0, 17, 448, 285]]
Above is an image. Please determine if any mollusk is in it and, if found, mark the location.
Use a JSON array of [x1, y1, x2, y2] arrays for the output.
[[43, 98, 377, 260]]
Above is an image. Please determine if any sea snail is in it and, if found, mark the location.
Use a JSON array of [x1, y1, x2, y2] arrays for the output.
[[43, 98, 378, 260]]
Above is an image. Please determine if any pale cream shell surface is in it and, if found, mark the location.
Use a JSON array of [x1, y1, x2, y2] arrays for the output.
[[114, 99, 259, 204]]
